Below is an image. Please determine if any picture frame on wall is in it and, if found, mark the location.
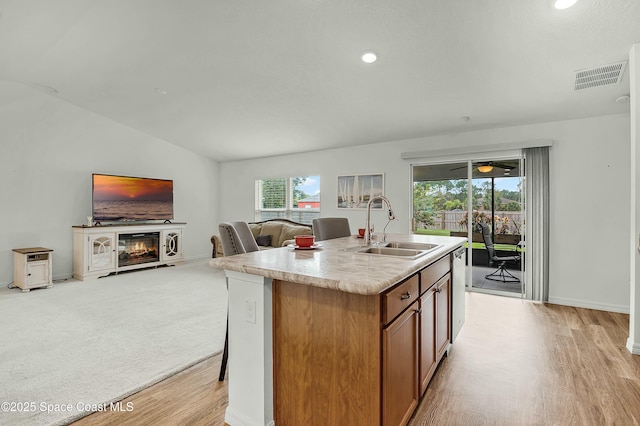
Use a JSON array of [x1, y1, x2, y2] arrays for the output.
[[337, 173, 384, 209]]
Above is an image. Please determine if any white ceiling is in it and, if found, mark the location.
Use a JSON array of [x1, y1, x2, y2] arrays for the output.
[[1, 0, 639, 162]]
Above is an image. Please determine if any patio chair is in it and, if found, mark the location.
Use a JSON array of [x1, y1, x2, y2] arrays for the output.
[[478, 223, 521, 283], [217, 221, 259, 381]]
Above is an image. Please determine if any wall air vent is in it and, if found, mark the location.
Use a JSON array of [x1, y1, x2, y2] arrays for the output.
[[574, 61, 627, 91]]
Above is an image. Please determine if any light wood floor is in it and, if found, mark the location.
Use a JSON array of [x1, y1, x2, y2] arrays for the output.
[[72, 293, 640, 426]]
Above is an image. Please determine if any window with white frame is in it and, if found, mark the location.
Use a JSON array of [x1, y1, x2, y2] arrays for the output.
[[255, 176, 320, 224]]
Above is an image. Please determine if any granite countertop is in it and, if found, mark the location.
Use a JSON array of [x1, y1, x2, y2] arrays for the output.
[[209, 233, 466, 295]]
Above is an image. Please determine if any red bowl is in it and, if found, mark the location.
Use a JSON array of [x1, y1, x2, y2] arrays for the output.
[[295, 235, 315, 247]]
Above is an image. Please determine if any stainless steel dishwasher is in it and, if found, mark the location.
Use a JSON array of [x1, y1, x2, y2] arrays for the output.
[[452, 246, 466, 342]]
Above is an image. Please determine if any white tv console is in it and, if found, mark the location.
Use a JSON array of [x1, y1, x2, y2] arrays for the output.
[[72, 222, 186, 281]]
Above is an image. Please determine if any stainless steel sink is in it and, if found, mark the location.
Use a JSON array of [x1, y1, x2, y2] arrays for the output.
[[358, 247, 424, 257], [344, 242, 441, 260], [385, 242, 441, 251]]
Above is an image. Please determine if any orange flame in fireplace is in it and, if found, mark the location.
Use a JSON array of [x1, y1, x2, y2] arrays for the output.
[[133, 242, 147, 253]]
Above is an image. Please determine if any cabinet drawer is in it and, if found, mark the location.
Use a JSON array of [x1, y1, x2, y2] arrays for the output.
[[383, 274, 419, 325], [420, 255, 451, 294]]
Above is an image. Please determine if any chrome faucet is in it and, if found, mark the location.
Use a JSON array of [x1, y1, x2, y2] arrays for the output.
[[365, 195, 396, 245]]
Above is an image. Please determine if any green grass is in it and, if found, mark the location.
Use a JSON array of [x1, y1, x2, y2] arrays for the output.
[[415, 229, 523, 252]]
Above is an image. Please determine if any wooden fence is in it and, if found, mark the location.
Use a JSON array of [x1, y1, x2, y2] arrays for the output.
[[417, 210, 524, 235]]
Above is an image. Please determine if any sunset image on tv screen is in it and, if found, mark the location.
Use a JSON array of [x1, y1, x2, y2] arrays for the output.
[[92, 174, 173, 221]]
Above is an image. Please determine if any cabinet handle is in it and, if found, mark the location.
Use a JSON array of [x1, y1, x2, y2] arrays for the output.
[[400, 292, 411, 300], [434, 288, 441, 293], [414, 308, 422, 314]]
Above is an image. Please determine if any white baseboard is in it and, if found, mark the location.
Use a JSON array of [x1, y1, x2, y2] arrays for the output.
[[626, 337, 640, 355], [547, 296, 630, 314], [53, 273, 74, 282], [224, 406, 274, 426]]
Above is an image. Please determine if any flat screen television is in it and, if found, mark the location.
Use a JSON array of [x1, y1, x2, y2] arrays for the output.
[[92, 174, 174, 222]]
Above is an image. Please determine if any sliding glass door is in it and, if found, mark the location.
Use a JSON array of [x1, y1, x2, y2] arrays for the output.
[[412, 162, 469, 237], [469, 161, 524, 296], [412, 158, 525, 298]]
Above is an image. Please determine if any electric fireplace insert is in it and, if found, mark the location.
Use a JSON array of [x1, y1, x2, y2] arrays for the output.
[[118, 232, 160, 267]]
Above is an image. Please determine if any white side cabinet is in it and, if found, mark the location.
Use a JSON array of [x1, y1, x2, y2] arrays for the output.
[[73, 223, 186, 280], [162, 229, 183, 261], [88, 233, 117, 272], [13, 247, 53, 292]]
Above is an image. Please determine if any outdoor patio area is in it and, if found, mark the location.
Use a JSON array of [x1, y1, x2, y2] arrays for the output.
[[470, 265, 523, 295]]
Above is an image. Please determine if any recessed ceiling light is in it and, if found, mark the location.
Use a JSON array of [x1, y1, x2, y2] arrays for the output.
[[554, 0, 577, 9], [361, 51, 378, 64]]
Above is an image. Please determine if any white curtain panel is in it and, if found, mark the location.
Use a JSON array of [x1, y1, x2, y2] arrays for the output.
[[524, 146, 550, 302]]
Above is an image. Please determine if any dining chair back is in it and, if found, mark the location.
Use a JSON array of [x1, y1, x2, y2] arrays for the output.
[[312, 217, 351, 241]]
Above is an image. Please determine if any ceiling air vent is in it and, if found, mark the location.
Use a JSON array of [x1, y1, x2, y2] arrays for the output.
[[574, 61, 627, 91]]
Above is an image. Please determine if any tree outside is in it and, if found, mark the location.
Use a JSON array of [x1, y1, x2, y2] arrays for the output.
[[292, 177, 310, 205], [260, 178, 287, 208], [413, 177, 523, 235], [260, 177, 312, 209]]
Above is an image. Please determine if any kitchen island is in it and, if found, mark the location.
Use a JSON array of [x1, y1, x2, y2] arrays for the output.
[[210, 233, 466, 426]]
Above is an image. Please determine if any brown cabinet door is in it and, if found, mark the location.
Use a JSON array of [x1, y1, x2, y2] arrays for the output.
[[419, 287, 436, 396], [435, 273, 451, 361], [383, 303, 419, 426]]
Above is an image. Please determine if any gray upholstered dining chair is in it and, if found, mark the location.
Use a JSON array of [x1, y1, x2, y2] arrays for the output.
[[312, 217, 351, 241], [217, 221, 259, 381], [478, 223, 521, 283]]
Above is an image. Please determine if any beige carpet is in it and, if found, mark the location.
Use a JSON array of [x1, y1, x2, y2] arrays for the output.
[[0, 259, 227, 426]]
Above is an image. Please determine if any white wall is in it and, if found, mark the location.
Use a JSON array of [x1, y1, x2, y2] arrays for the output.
[[220, 114, 631, 313], [0, 82, 220, 284], [629, 43, 640, 353]]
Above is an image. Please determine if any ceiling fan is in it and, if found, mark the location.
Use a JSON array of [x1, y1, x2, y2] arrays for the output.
[[450, 161, 515, 173]]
